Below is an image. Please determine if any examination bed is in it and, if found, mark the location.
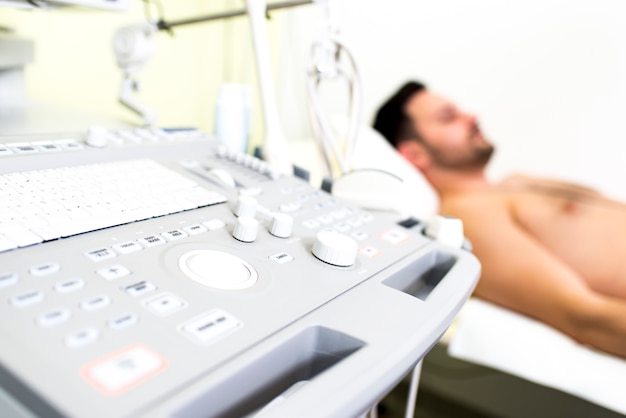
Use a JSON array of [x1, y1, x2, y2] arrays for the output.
[[292, 125, 626, 418]]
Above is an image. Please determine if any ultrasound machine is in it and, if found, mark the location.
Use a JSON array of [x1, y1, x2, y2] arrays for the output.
[[0, 2, 480, 417]]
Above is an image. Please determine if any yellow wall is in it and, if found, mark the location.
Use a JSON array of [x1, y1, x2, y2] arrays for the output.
[[0, 0, 289, 148]]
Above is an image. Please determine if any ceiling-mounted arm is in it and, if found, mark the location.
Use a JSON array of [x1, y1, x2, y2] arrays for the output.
[[112, 23, 158, 126]]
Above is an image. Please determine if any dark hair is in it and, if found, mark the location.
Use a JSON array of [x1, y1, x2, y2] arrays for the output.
[[372, 81, 426, 148]]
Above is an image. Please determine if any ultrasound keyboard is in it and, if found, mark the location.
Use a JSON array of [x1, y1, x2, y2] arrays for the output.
[[0, 127, 480, 418], [0, 158, 227, 250]]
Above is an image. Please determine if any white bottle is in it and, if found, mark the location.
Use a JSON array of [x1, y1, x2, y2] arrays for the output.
[[214, 83, 253, 154]]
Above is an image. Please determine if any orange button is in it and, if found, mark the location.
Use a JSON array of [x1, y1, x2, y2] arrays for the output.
[[81, 344, 167, 395]]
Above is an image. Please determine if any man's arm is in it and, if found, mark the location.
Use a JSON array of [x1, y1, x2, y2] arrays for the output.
[[453, 197, 626, 358]]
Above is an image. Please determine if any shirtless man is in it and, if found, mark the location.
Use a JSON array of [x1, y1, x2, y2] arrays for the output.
[[373, 81, 626, 358]]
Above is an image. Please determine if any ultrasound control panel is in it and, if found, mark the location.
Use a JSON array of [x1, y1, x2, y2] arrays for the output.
[[0, 127, 480, 418]]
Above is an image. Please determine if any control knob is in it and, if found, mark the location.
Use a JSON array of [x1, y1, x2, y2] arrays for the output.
[[312, 230, 358, 267], [233, 216, 258, 243], [85, 125, 109, 148], [270, 213, 293, 238], [234, 195, 257, 218]]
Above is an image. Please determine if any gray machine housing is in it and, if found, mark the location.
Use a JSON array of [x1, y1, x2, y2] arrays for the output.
[[0, 128, 480, 418]]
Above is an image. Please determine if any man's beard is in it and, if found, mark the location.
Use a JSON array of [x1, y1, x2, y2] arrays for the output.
[[426, 128, 495, 170], [431, 144, 495, 170]]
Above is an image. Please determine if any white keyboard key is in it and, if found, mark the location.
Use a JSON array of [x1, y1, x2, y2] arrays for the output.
[[181, 310, 240, 344], [108, 312, 139, 330], [37, 308, 72, 327], [29, 263, 61, 276], [144, 293, 186, 316], [202, 219, 226, 230], [66, 208, 90, 221], [0, 236, 18, 252], [112, 241, 142, 254], [0, 209, 19, 222], [81, 295, 111, 311], [183, 224, 207, 235], [57, 215, 128, 237], [138, 235, 167, 247], [41, 210, 71, 225], [0, 147, 14, 156], [65, 328, 99, 348], [11, 290, 44, 307], [84, 248, 117, 262], [96, 265, 131, 281], [30, 225, 61, 241], [57, 140, 84, 151], [124, 281, 156, 297], [0, 272, 19, 288], [55, 278, 85, 293], [2, 226, 43, 247], [36, 143, 62, 152], [12, 144, 38, 154], [162, 229, 188, 241], [0, 221, 22, 233]]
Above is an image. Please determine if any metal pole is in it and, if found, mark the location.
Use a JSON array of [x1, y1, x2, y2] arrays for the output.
[[157, 0, 313, 31]]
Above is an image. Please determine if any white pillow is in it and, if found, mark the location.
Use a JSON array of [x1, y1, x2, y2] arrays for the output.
[[347, 125, 439, 220]]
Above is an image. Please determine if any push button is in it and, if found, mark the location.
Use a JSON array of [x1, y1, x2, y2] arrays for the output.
[[137, 235, 166, 248], [37, 308, 71, 327], [124, 281, 157, 297], [379, 229, 410, 245], [144, 293, 187, 316], [269, 252, 294, 265], [0, 272, 18, 288], [29, 263, 61, 276], [65, 328, 99, 348], [108, 313, 139, 330], [11, 290, 44, 307], [81, 295, 111, 311], [112, 241, 143, 255], [96, 265, 131, 281], [55, 278, 85, 294], [85, 248, 117, 262], [181, 310, 241, 344]]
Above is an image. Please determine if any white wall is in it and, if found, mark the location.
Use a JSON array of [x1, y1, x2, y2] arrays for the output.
[[276, 0, 626, 201], [0, 0, 272, 141], [4, 0, 626, 202]]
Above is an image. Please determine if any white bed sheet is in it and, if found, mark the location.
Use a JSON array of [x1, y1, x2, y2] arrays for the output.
[[448, 298, 626, 415]]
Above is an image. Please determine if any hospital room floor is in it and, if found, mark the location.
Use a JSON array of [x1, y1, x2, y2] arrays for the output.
[[378, 380, 492, 418]]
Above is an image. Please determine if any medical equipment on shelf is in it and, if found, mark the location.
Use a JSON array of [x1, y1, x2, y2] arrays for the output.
[[306, 0, 362, 178], [0, 126, 480, 418], [110, 0, 302, 173], [112, 22, 159, 127]]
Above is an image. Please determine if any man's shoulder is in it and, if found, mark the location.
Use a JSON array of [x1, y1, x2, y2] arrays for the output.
[[501, 173, 534, 185], [442, 190, 500, 209]]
